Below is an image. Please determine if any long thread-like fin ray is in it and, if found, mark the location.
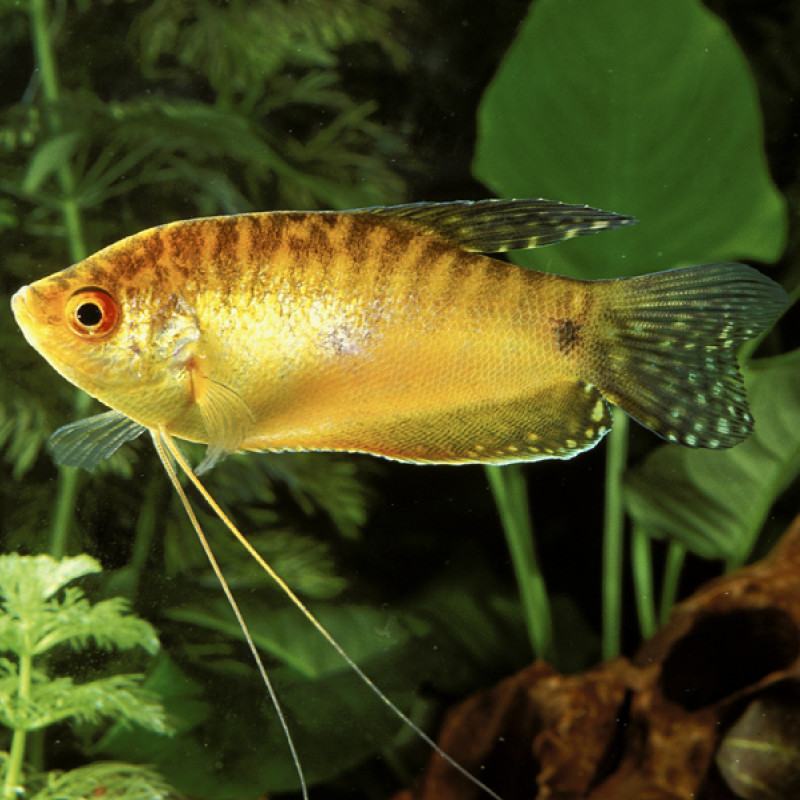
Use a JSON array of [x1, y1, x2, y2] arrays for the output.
[[160, 432, 504, 800], [151, 430, 309, 800], [362, 198, 635, 253]]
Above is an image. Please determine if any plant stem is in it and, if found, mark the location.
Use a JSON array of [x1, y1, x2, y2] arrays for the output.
[[128, 474, 161, 602], [602, 408, 628, 660], [631, 524, 656, 640], [2, 636, 32, 799], [29, 0, 91, 559], [485, 464, 554, 663], [659, 540, 686, 624]]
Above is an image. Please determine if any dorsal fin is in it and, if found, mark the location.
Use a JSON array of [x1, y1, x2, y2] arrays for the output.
[[358, 198, 636, 253]]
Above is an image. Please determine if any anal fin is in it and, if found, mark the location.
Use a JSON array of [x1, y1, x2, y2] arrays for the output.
[[357, 380, 612, 464]]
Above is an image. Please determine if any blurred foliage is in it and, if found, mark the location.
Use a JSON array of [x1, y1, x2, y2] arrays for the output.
[[0, 1, 529, 798], [0, 0, 799, 799]]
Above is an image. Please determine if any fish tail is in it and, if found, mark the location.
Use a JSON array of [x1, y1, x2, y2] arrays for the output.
[[585, 264, 789, 447]]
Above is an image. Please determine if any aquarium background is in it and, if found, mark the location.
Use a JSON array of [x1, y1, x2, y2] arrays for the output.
[[0, 1, 798, 799]]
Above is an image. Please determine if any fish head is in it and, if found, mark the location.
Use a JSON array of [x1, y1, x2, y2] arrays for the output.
[[11, 249, 202, 433]]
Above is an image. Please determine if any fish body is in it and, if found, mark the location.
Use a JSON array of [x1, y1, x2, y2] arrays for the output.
[[11, 200, 789, 471]]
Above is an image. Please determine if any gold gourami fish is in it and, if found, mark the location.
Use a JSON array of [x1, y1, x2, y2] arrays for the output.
[[10, 199, 790, 800], [11, 199, 789, 473]]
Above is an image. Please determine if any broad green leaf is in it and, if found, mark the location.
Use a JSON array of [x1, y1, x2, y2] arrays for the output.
[[149, 555, 527, 796], [166, 596, 423, 679], [474, 0, 787, 278], [625, 350, 800, 566]]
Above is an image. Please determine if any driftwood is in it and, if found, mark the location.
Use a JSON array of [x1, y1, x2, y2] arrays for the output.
[[397, 514, 800, 800]]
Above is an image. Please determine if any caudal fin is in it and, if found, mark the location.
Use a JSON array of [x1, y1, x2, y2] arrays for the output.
[[587, 264, 789, 448]]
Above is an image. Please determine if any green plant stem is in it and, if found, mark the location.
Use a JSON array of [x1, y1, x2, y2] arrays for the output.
[[602, 408, 629, 660], [485, 464, 554, 663], [659, 541, 686, 624], [128, 474, 161, 602], [631, 524, 656, 640], [29, 0, 91, 559], [2, 636, 32, 799]]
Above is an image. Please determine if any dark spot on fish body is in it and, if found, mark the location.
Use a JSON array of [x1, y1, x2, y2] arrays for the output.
[[417, 237, 460, 273], [552, 318, 584, 355], [378, 236, 449, 317], [304, 215, 335, 268], [327, 215, 403, 301], [281, 213, 332, 264], [240, 214, 282, 293], [285, 233, 313, 261], [304, 221, 339, 294]]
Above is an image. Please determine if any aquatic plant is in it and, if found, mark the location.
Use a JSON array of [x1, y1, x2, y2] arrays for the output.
[[2, 2, 520, 796], [474, 0, 798, 661], [0, 553, 173, 800]]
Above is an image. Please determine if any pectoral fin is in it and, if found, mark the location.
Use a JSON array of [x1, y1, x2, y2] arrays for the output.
[[194, 378, 255, 474], [50, 410, 146, 471]]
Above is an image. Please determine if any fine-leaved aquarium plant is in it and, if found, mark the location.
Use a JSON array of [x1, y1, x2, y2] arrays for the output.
[[0, 553, 173, 800], [1, 1, 530, 796]]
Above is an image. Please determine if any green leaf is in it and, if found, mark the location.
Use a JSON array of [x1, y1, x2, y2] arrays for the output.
[[258, 452, 373, 539], [0, 553, 100, 610], [22, 131, 82, 195], [31, 762, 175, 800], [625, 350, 800, 566], [96, 654, 210, 752], [17, 675, 172, 734], [34, 594, 160, 656], [0, 555, 159, 658], [473, 0, 787, 278], [166, 595, 422, 679], [150, 552, 527, 796]]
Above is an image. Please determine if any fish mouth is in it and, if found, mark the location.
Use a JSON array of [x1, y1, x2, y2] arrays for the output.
[[11, 285, 31, 326], [11, 285, 42, 349]]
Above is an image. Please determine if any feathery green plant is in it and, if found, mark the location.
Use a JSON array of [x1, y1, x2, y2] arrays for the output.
[[1, 2, 527, 796], [0, 553, 173, 800]]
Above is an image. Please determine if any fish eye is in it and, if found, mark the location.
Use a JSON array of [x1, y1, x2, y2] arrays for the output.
[[65, 288, 119, 338]]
